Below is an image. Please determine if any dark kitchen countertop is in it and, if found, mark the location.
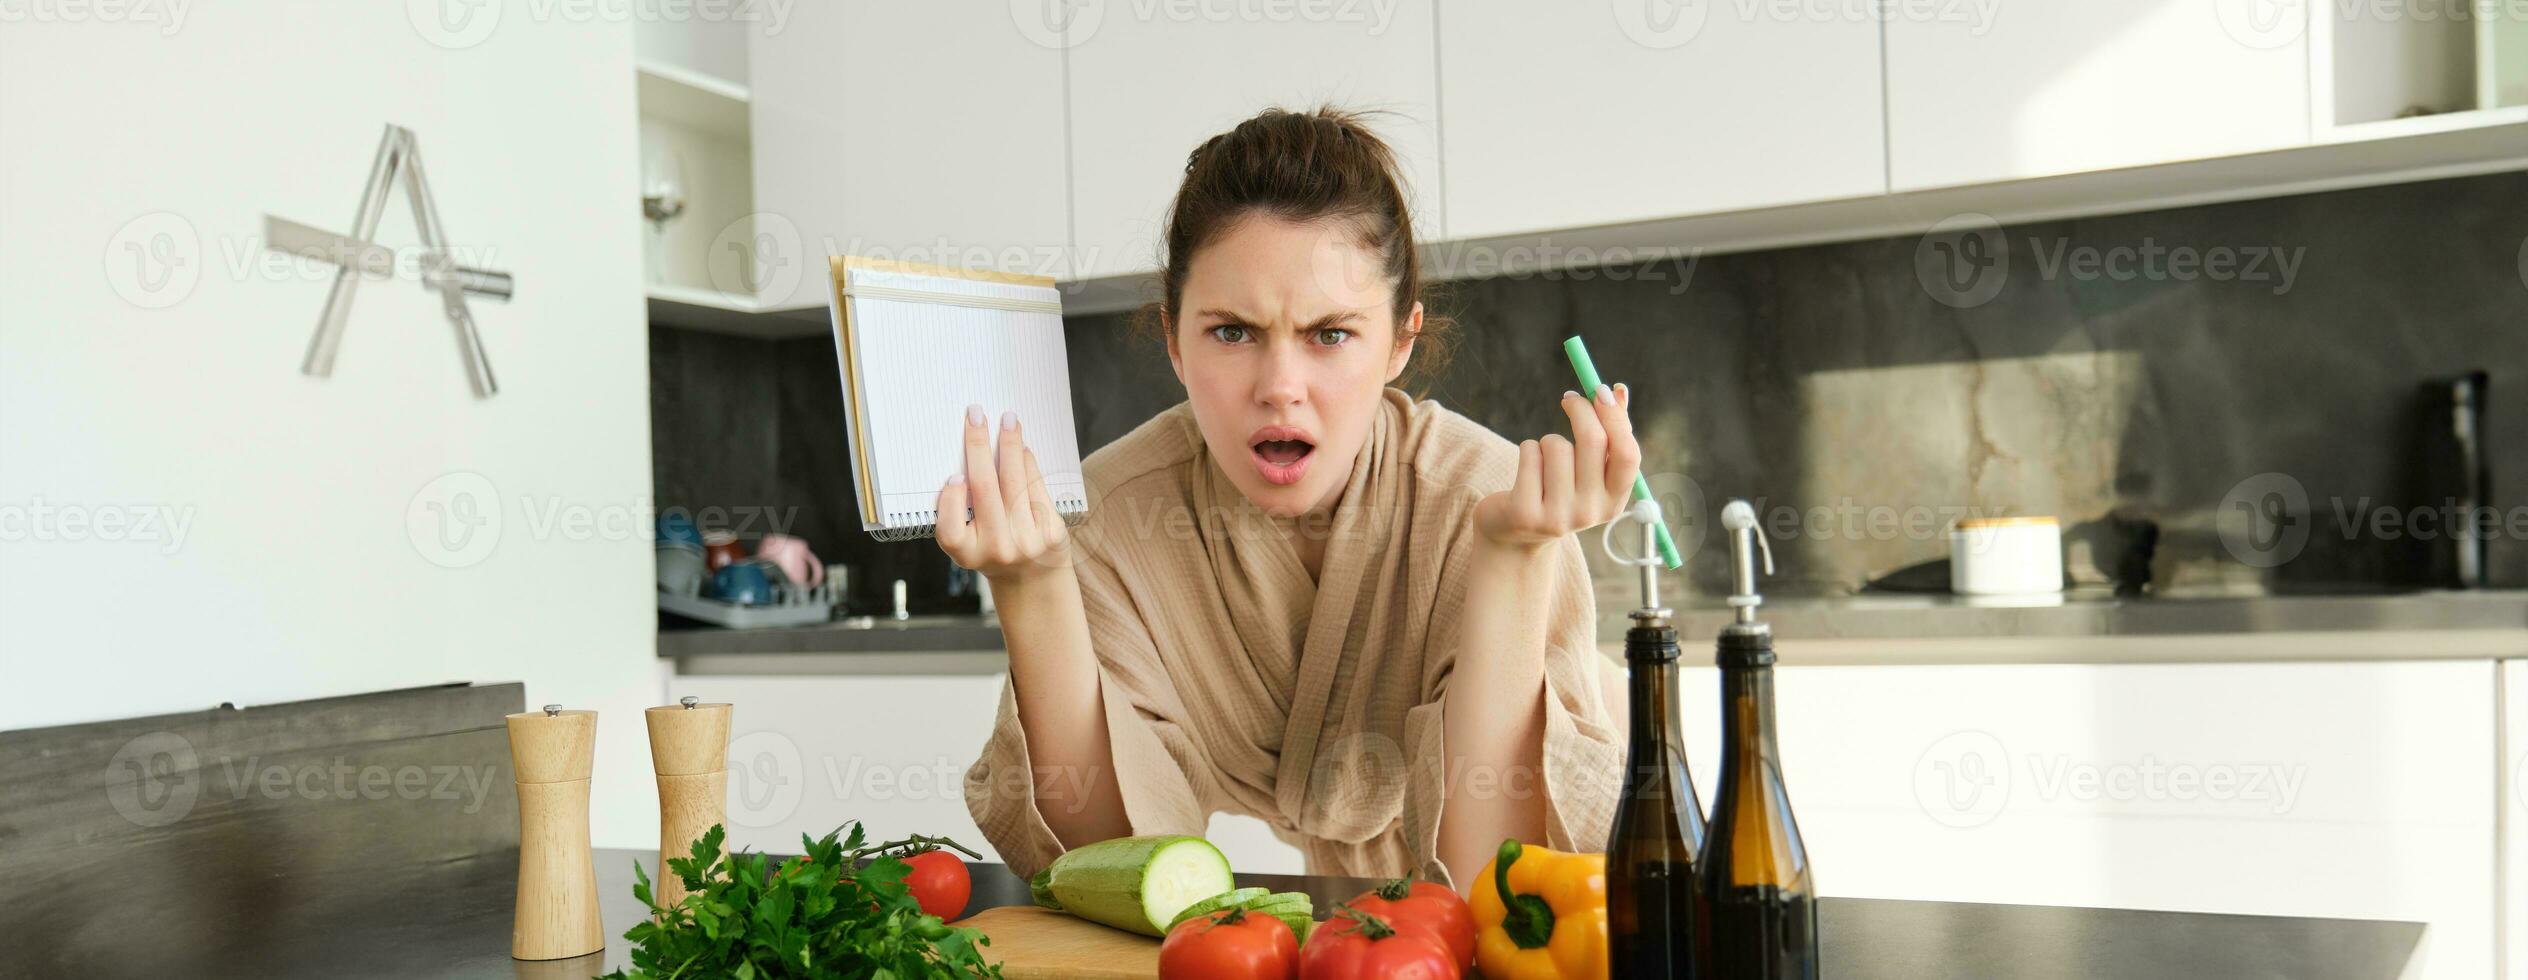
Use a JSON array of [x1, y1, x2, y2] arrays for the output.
[[659, 589, 2528, 672], [25, 847, 2421, 979]]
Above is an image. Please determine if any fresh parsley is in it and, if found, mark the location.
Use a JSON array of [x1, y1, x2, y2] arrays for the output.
[[602, 822, 1003, 979]]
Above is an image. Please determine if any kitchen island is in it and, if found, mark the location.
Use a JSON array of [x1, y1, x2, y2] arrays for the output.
[[12, 846, 2423, 978]]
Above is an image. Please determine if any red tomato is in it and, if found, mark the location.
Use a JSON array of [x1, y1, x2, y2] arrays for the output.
[[1160, 908, 1300, 980], [1299, 905, 1458, 980], [1347, 879, 1475, 972], [901, 848, 972, 920]]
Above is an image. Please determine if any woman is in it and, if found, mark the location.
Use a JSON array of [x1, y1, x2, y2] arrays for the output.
[[948, 107, 1638, 889]]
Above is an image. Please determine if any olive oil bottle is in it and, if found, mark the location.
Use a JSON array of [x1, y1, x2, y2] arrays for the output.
[[1606, 501, 1706, 978], [1696, 501, 1817, 979]]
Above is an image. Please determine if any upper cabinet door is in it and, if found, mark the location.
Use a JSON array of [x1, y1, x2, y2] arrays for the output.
[[748, 4, 1071, 307], [1886, 2, 2310, 191], [1065, 1, 1441, 280], [1439, 4, 1886, 241]]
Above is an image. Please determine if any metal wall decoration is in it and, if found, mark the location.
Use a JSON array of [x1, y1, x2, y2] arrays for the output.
[[265, 124, 514, 398]]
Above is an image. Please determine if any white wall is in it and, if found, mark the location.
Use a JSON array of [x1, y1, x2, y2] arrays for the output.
[[0, 3, 664, 849]]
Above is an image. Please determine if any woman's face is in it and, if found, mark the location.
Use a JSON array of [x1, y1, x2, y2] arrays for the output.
[[1168, 215, 1418, 518]]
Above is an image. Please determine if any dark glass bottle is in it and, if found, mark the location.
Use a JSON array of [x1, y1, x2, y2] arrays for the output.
[[1607, 611, 1707, 979], [1695, 627, 1817, 980]]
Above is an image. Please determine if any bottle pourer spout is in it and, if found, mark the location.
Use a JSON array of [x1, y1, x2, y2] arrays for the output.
[[1721, 499, 1773, 625], [1600, 497, 1669, 619]]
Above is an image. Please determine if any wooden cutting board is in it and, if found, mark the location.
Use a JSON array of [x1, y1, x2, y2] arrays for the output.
[[958, 905, 1162, 979]]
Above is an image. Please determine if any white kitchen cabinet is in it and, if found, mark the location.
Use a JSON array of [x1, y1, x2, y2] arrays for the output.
[[747, 4, 1072, 309], [666, 673, 1009, 858], [1063, 0, 1441, 280], [1437, 4, 1884, 241], [1703, 659, 2494, 980], [2504, 661, 2526, 979], [1884, 2, 2311, 191], [665, 672, 1308, 874]]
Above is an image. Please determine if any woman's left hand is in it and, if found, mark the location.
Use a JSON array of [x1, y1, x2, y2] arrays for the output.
[[1473, 383, 1640, 552]]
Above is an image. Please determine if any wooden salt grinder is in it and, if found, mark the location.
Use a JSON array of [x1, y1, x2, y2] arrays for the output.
[[506, 704, 604, 961], [645, 695, 731, 910]]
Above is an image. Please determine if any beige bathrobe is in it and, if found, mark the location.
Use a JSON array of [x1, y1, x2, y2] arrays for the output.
[[964, 388, 1623, 886]]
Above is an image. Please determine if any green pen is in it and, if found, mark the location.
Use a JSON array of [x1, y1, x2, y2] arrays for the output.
[[1563, 336, 1681, 568]]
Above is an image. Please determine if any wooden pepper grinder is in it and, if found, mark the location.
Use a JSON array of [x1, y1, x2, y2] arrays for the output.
[[506, 704, 604, 961], [645, 695, 731, 910]]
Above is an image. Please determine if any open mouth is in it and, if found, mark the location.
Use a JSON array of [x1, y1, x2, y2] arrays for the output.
[[1248, 426, 1316, 486]]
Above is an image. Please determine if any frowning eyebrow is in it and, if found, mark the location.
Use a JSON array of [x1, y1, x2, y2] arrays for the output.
[[1193, 309, 1365, 331]]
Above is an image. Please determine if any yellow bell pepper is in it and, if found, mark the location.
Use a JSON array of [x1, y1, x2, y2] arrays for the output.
[[1468, 839, 1608, 980]]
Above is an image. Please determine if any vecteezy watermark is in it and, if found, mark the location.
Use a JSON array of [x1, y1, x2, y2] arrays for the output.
[[0, 498, 198, 555], [1418, 240, 1702, 296], [729, 730, 805, 828], [408, 0, 796, 50], [702, 212, 1082, 304], [1915, 214, 2307, 309], [105, 731, 500, 827], [2028, 237, 2304, 296], [1915, 213, 2008, 309], [2214, 0, 2307, 49], [1011, 0, 1399, 49], [405, 471, 801, 569], [1614, 0, 1998, 50], [105, 209, 511, 310], [2218, 472, 2312, 568], [1915, 730, 2307, 828], [0, 0, 192, 34], [408, 472, 504, 569], [1913, 731, 2011, 828], [105, 732, 201, 828], [105, 212, 202, 309], [2219, 0, 2528, 50], [2217, 471, 2528, 567]]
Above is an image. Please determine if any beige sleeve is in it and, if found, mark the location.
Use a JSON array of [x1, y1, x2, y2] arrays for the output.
[[963, 551, 1213, 879], [1402, 528, 1626, 887]]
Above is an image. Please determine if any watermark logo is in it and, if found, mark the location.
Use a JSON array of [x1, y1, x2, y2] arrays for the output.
[[2516, 234, 2526, 293], [1917, 731, 2307, 827], [707, 211, 803, 306], [1611, 0, 1708, 48], [0, 0, 192, 34], [1420, 240, 1702, 296], [2218, 472, 2311, 568], [1914, 730, 2011, 828], [105, 212, 202, 310], [728, 730, 805, 827], [106, 732, 201, 828], [1011, 0, 1104, 48], [0, 498, 198, 555], [1915, 213, 2009, 309], [407, 471, 504, 568], [104, 731, 500, 826], [2027, 237, 2305, 295], [2215, 0, 2306, 49], [408, 0, 503, 49]]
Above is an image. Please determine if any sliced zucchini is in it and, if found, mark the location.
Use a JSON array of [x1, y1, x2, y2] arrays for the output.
[[1028, 835, 1236, 937]]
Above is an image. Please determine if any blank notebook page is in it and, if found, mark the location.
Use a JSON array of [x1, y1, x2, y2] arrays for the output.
[[830, 261, 1087, 539]]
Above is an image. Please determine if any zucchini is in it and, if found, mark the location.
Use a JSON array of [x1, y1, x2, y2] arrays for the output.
[[1167, 887, 1273, 931], [1028, 836, 1236, 937], [1240, 892, 1314, 939]]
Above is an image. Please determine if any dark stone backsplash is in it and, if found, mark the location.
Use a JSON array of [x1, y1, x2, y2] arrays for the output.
[[651, 170, 2528, 614]]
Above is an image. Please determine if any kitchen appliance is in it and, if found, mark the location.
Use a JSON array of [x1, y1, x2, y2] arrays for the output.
[[644, 696, 731, 911], [2423, 372, 2491, 588], [1949, 516, 2065, 595], [505, 704, 603, 961]]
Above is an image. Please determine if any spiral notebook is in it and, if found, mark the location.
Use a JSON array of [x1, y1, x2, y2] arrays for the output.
[[827, 256, 1089, 541]]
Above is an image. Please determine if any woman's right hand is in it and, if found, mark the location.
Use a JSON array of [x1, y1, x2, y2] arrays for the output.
[[937, 405, 1070, 583]]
